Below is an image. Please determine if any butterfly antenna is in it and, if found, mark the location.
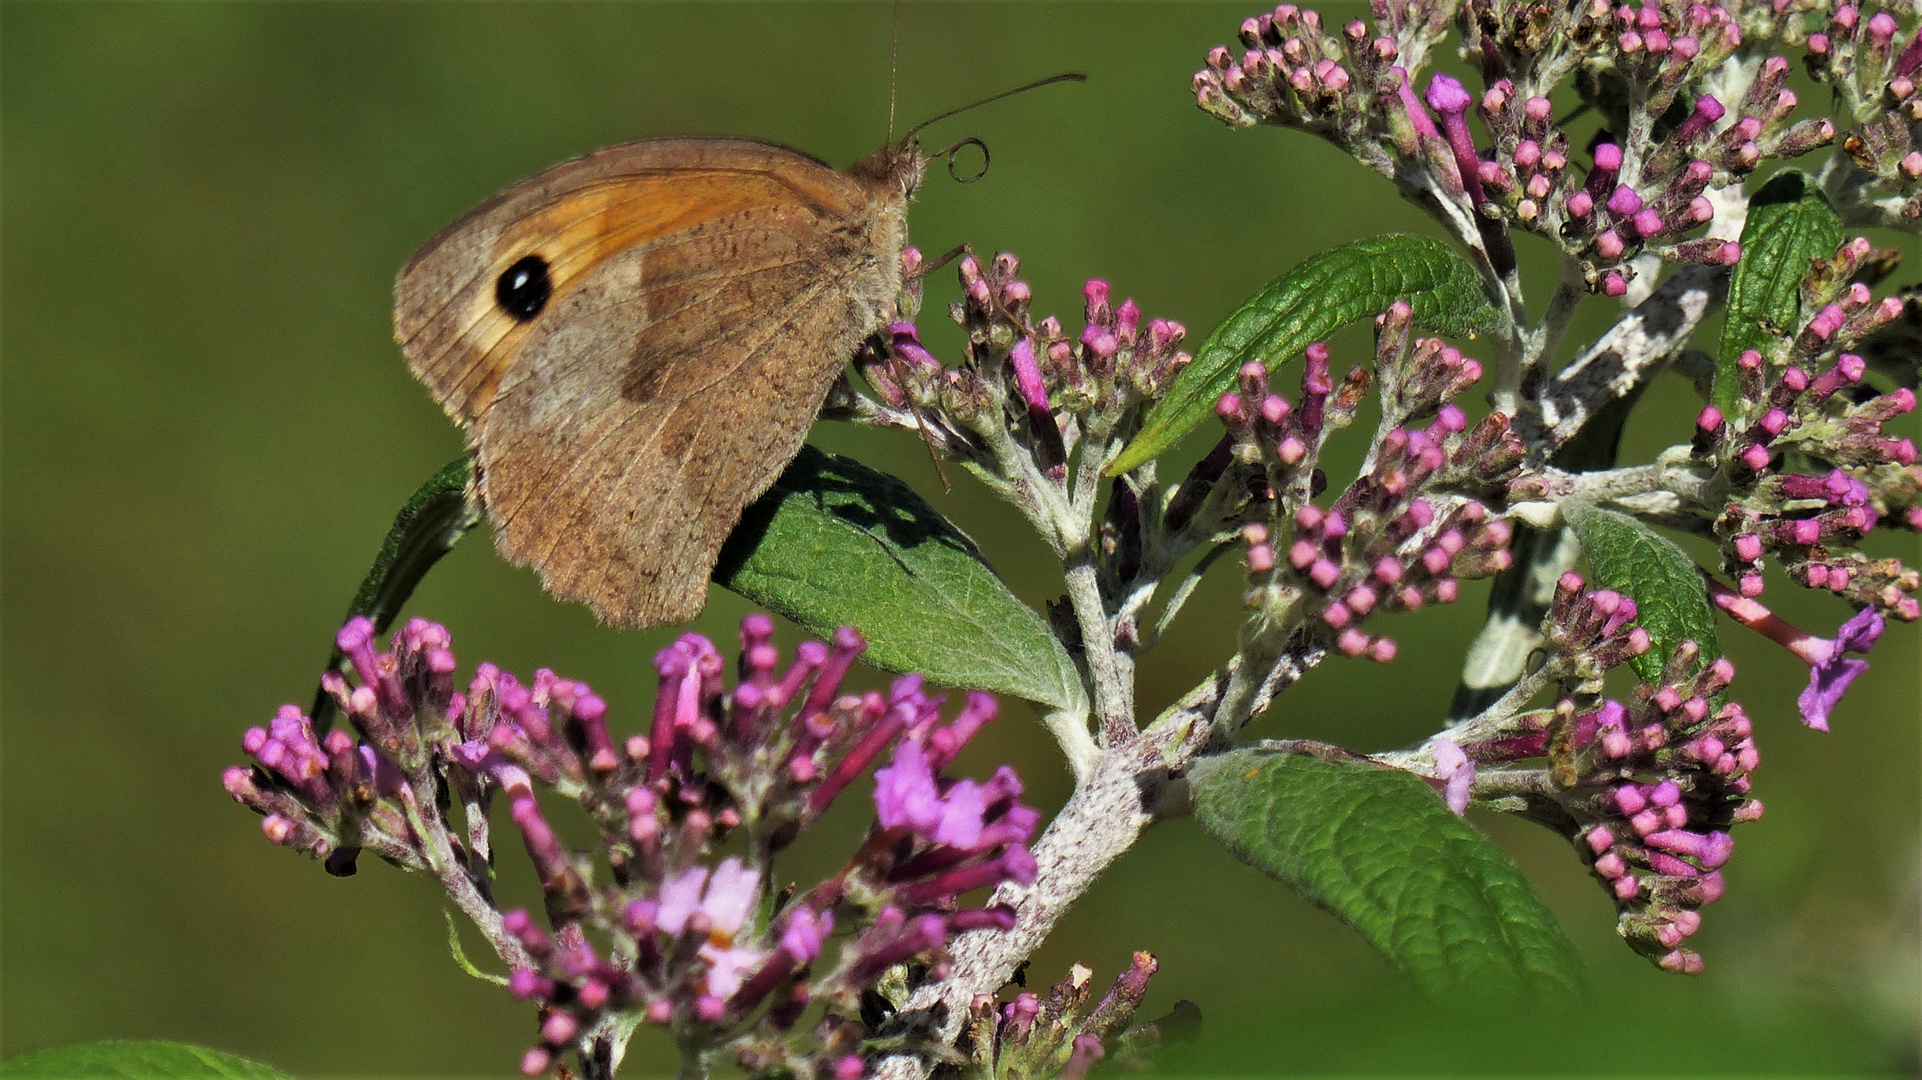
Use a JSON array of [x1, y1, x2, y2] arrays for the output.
[[901, 72, 1085, 143], [887, 0, 901, 143]]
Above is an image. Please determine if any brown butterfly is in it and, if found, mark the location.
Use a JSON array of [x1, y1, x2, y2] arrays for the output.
[[392, 77, 1077, 629], [393, 135, 921, 628]]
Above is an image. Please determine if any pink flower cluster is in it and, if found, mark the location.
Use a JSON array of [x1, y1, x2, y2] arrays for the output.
[[1448, 575, 1759, 973], [1559, 640, 1760, 975], [1806, 2, 1922, 222], [1225, 317, 1520, 661], [1192, 2, 1833, 291], [868, 251, 1191, 484], [961, 953, 1182, 1079], [227, 615, 1040, 1080], [1694, 236, 1922, 622]]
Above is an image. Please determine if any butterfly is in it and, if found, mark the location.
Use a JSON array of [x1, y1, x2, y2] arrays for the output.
[[392, 136, 925, 628], [391, 76, 1077, 629]]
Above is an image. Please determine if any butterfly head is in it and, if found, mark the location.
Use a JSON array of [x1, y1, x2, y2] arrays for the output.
[[851, 139, 926, 201]]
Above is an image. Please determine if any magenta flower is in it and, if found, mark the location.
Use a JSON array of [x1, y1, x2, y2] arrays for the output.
[[655, 865, 713, 936], [700, 858, 761, 937], [699, 942, 767, 1000], [1792, 608, 1885, 733], [778, 908, 833, 964], [1008, 336, 1052, 415], [1707, 576, 1885, 731], [874, 738, 946, 833]]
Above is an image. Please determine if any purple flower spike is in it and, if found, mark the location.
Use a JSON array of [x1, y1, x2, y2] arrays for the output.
[[1418, 71, 1515, 274], [243, 604, 1040, 1074]]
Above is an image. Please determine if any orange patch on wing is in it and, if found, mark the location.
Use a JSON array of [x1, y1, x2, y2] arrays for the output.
[[501, 171, 842, 286], [448, 171, 846, 418]]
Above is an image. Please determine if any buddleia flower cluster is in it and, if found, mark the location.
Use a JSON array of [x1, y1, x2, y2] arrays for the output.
[[1226, 302, 1524, 666], [1693, 231, 1921, 619], [957, 954, 1195, 1080], [859, 248, 1194, 556], [1192, 1, 1836, 294], [225, 615, 1055, 1079], [1433, 573, 1759, 972], [1805, 0, 1922, 225], [1180, 0, 1918, 976]]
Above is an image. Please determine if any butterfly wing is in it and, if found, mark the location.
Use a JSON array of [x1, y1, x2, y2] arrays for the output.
[[394, 138, 906, 627]]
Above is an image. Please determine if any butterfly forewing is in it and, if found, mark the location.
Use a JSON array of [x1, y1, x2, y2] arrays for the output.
[[393, 137, 910, 627]]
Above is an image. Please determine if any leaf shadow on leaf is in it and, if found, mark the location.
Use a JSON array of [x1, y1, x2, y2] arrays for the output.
[[714, 445, 989, 584]]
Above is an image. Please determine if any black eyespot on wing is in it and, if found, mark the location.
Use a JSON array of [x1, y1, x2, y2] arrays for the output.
[[495, 254, 552, 321]]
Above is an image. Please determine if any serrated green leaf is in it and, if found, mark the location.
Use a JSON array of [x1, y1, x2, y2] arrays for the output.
[[312, 455, 481, 725], [1, 1042, 295, 1080], [715, 446, 1085, 713], [1716, 171, 1843, 413], [1188, 747, 1586, 999], [1109, 234, 1506, 475], [1566, 504, 1720, 685]]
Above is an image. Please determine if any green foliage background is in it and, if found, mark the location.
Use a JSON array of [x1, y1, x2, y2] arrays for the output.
[[3, 3, 1916, 1075]]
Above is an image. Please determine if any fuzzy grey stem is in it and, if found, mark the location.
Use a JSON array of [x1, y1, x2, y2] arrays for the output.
[[1524, 264, 1725, 457], [1063, 558, 1132, 741], [1467, 766, 1560, 801], [414, 774, 533, 985], [437, 844, 533, 974], [1212, 615, 1297, 736], [1521, 462, 1666, 501], [1530, 257, 1589, 380]]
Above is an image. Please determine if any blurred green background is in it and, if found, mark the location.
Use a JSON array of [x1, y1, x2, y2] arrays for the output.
[[3, 3, 1917, 1076]]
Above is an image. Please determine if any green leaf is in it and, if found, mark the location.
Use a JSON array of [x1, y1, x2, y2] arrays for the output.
[[1566, 504, 1721, 685], [312, 455, 481, 725], [1, 1042, 295, 1080], [715, 446, 1085, 712], [1716, 170, 1843, 413], [1109, 234, 1506, 475], [1188, 747, 1586, 999]]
